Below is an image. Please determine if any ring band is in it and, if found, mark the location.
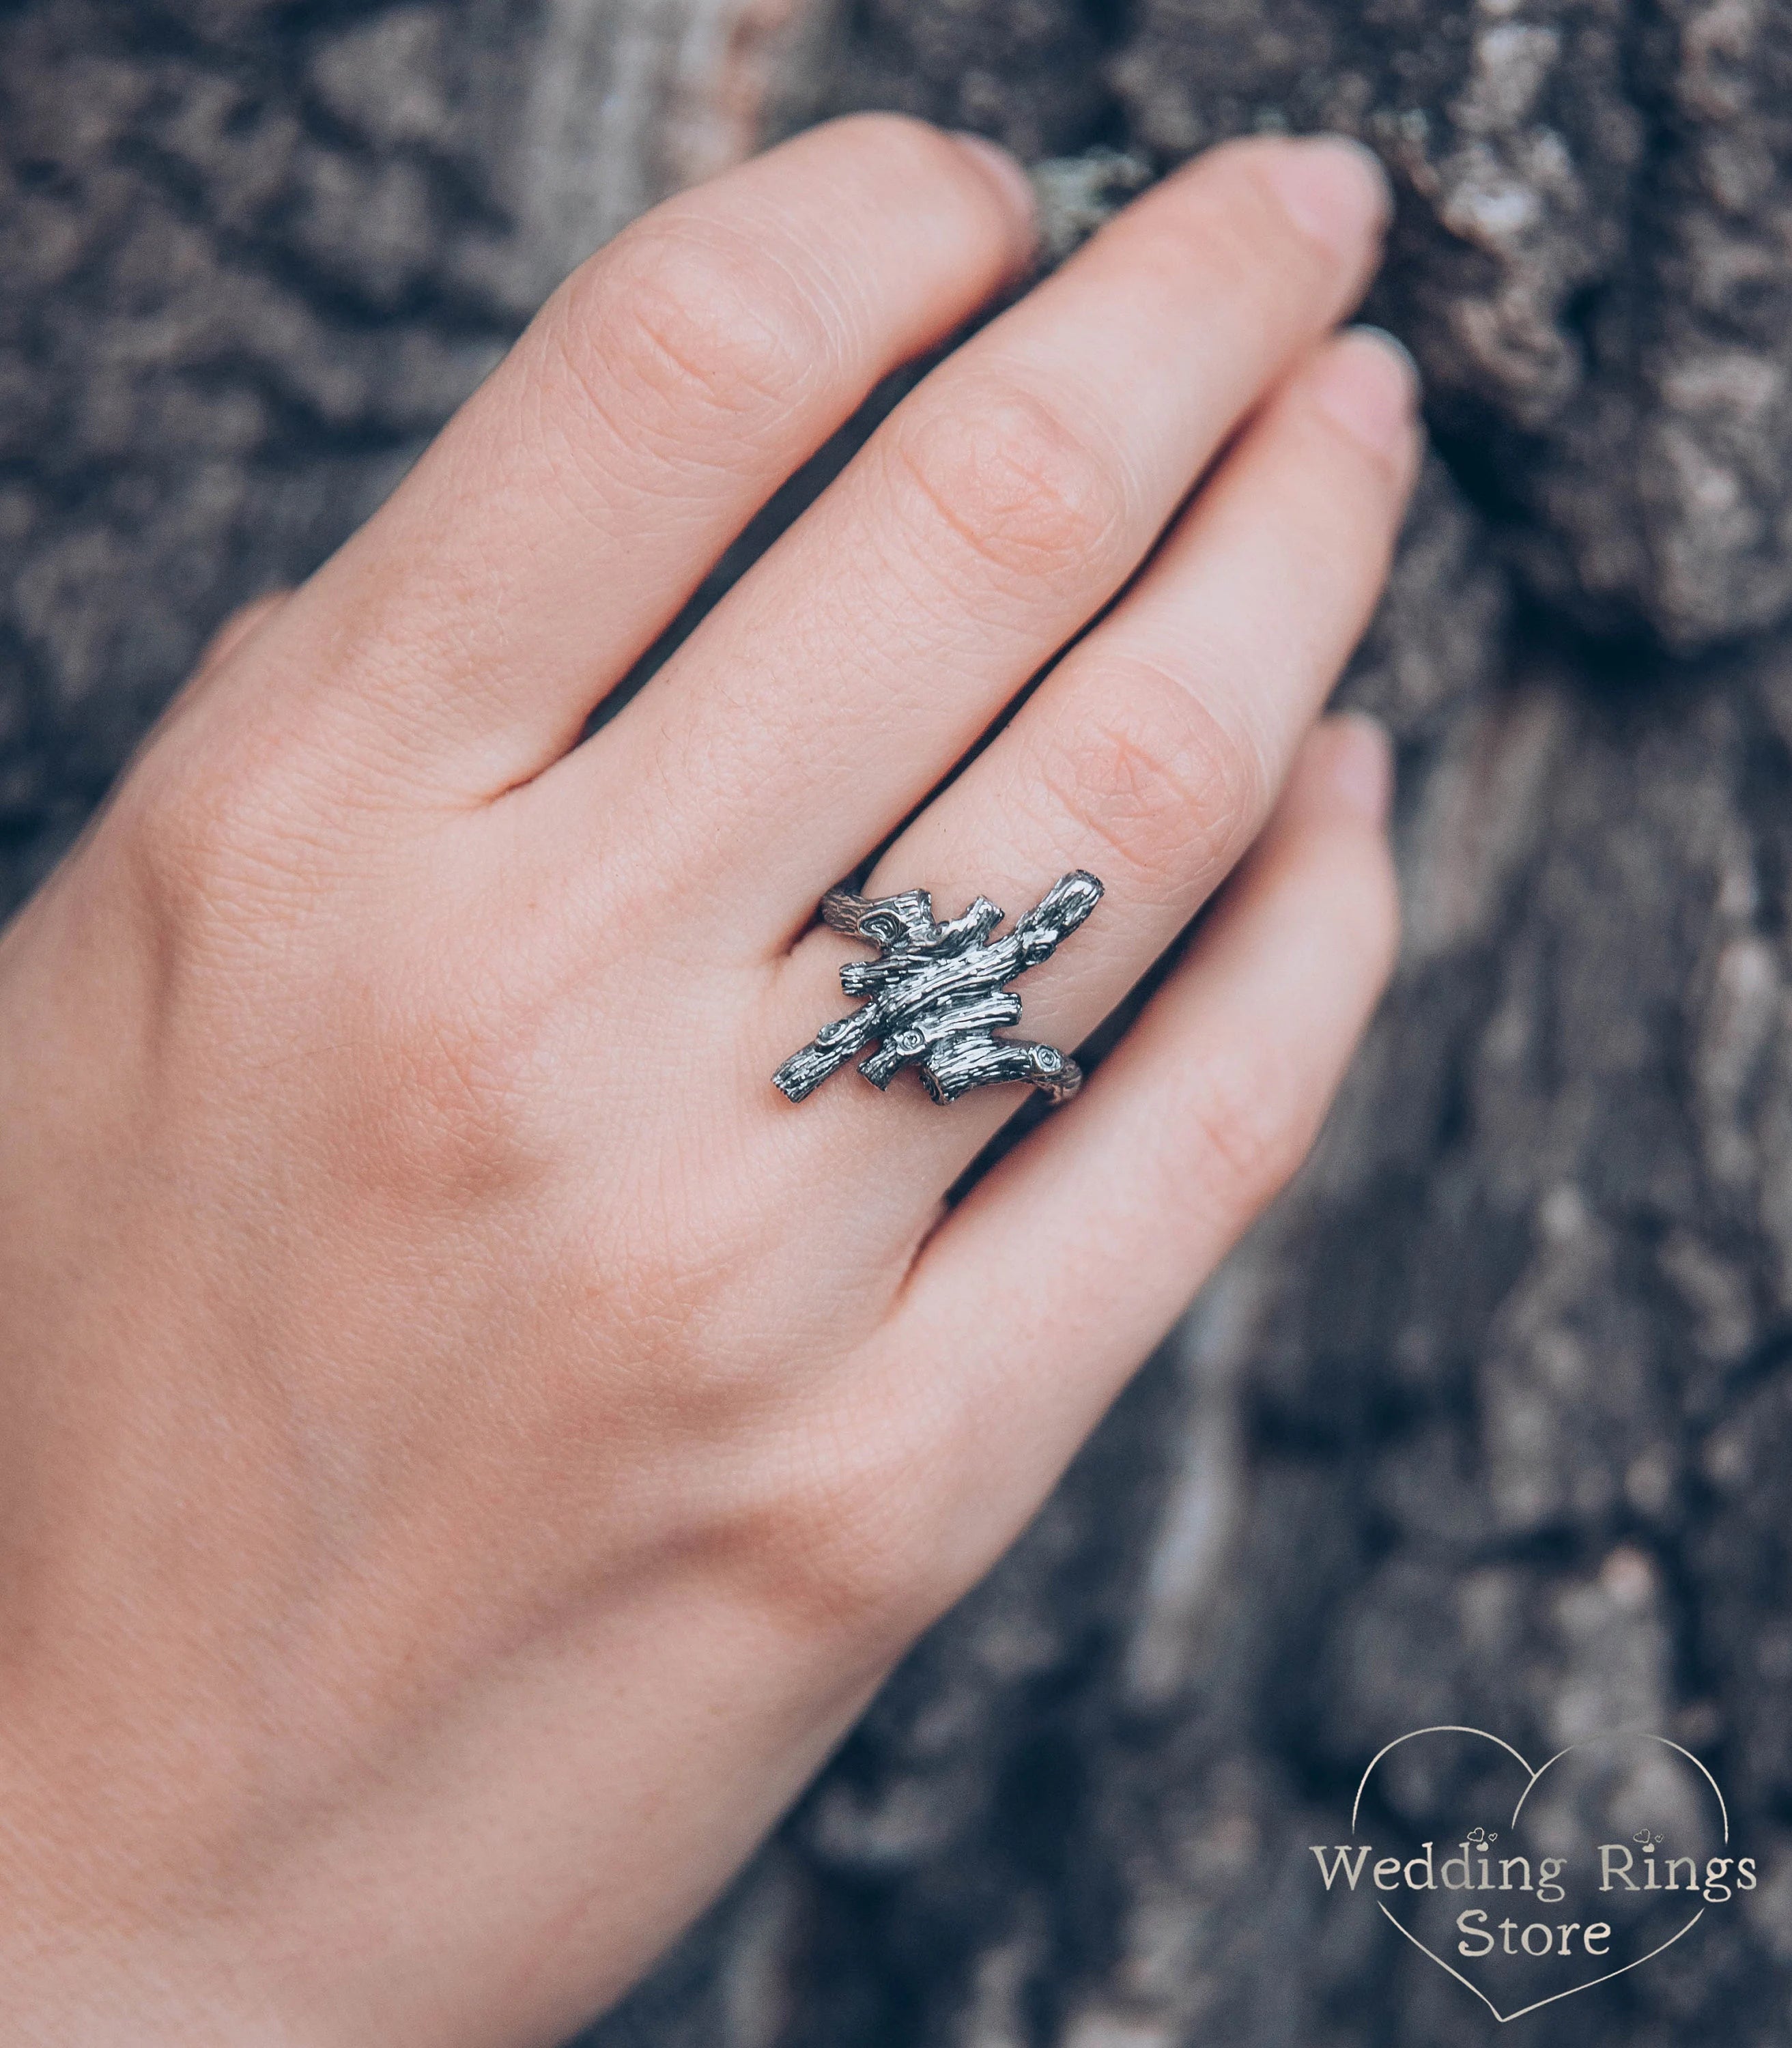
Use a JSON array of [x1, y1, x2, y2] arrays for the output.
[[773, 870, 1104, 1107]]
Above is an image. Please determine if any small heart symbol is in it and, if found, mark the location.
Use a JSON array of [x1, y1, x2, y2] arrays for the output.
[[1344, 1726, 1729, 2023]]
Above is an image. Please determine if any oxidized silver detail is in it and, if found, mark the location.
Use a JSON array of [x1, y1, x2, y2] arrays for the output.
[[773, 870, 1104, 1107]]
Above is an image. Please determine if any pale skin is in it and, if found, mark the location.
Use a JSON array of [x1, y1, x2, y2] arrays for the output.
[[0, 117, 1416, 2046]]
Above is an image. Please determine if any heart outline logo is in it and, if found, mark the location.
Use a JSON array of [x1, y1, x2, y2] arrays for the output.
[[1350, 1726, 1729, 2023]]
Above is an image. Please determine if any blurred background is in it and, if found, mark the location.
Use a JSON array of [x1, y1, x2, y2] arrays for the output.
[[5, 1, 1792, 2040]]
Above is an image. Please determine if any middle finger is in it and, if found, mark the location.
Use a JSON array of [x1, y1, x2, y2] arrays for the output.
[[552, 134, 1390, 946]]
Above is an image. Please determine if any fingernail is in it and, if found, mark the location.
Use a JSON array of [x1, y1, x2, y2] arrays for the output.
[[1352, 324, 1422, 399], [1318, 712, 1394, 826], [1312, 326, 1421, 459], [1259, 134, 1391, 260], [951, 131, 1039, 243]]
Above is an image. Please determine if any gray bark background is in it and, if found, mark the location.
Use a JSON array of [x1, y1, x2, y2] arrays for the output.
[[5, 1, 1792, 2042]]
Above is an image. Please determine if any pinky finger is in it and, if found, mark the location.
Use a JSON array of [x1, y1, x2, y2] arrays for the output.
[[876, 711, 1399, 1561]]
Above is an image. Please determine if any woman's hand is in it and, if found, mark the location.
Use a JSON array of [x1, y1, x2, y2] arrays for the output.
[[0, 115, 1413, 2047]]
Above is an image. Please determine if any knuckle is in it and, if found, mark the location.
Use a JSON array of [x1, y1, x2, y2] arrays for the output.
[[563, 218, 834, 435], [358, 971, 551, 1204], [121, 735, 315, 928], [737, 1404, 952, 1642], [122, 759, 227, 903], [1034, 665, 1267, 895], [388, 995, 513, 1155], [884, 380, 1131, 587]]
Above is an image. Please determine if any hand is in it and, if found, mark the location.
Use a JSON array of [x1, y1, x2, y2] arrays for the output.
[[0, 116, 1413, 2046]]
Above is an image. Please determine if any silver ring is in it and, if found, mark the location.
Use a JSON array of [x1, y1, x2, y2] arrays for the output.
[[773, 870, 1104, 1107]]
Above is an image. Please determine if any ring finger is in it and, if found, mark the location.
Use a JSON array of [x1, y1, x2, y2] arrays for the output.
[[760, 324, 1421, 1201]]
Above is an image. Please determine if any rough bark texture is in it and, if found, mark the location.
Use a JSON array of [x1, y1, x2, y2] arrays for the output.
[[7, 3, 1792, 2044]]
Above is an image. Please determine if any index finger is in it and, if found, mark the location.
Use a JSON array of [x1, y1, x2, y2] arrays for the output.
[[210, 115, 1035, 801]]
